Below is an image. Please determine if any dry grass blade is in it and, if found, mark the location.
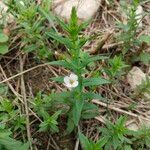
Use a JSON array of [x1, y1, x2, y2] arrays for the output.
[[20, 55, 33, 150]]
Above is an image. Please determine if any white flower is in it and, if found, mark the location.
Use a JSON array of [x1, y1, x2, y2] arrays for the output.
[[64, 73, 78, 89], [19, 1, 25, 6], [135, 5, 143, 27]]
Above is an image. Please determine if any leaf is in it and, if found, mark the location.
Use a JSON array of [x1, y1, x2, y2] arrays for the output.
[[82, 55, 108, 67], [83, 78, 110, 86], [38, 6, 55, 25], [50, 76, 64, 83], [0, 44, 9, 54], [0, 33, 9, 43], [66, 115, 75, 134], [139, 52, 150, 65], [78, 20, 90, 32], [55, 16, 70, 32], [46, 32, 73, 49], [0, 84, 8, 96], [70, 7, 78, 26], [51, 110, 61, 120], [139, 35, 150, 44], [79, 132, 91, 150], [49, 60, 73, 69], [81, 103, 99, 119], [0, 130, 11, 138], [0, 137, 29, 150], [72, 98, 84, 126], [50, 91, 71, 102], [83, 92, 104, 100], [96, 137, 108, 148]]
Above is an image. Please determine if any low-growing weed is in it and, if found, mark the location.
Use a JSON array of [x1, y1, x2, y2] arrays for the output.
[[6, 0, 54, 59], [0, 98, 26, 133], [133, 125, 150, 149], [99, 116, 133, 150], [45, 7, 110, 133], [79, 116, 150, 150], [105, 55, 128, 80], [117, 1, 142, 54], [79, 132, 107, 150], [135, 76, 150, 100], [0, 128, 29, 150]]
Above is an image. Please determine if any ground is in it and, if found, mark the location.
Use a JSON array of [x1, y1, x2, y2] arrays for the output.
[[0, 0, 150, 150]]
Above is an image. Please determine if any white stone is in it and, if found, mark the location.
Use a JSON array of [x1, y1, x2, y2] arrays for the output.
[[0, 0, 14, 24], [127, 67, 146, 90], [127, 67, 150, 100], [52, 0, 101, 21]]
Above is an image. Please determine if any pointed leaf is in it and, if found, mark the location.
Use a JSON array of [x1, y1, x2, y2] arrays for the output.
[[83, 78, 110, 86], [0, 33, 9, 43], [79, 132, 91, 150], [82, 55, 108, 67], [0, 44, 9, 54], [47, 32, 73, 49], [50, 76, 64, 83], [72, 98, 84, 126], [83, 92, 104, 100], [82, 103, 99, 119], [55, 16, 70, 32], [96, 137, 108, 148], [49, 60, 73, 69]]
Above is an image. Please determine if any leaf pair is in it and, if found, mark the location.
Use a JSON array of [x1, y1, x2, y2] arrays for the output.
[[0, 130, 29, 150], [79, 132, 108, 150]]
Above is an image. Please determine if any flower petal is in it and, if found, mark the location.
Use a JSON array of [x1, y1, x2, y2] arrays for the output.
[[72, 81, 79, 88], [70, 73, 78, 81], [64, 76, 70, 84], [64, 83, 72, 88]]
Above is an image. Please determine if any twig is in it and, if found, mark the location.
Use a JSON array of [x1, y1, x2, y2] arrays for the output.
[[0, 65, 41, 122], [0, 63, 50, 84], [49, 134, 60, 150], [92, 99, 150, 122], [20, 55, 33, 150], [74, 138, 79, 150]]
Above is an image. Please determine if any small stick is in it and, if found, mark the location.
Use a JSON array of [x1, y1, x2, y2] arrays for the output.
[[0, 63, 50, 84], [20, 55, 33, 150], [74, 138, 79, 150], [0, 65, 42, 122], [49, 135, 60, 150], [92, 99, 150, 122]]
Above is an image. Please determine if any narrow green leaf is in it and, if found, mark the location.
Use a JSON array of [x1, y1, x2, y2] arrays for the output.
[[79, 132, 91, 150], [0, 33, 9, 43], [83, 92, 104, 100], [139, 35, 150, 44], [82, 103, 99, 119], [50, 76, 64, 83], [72, 98, 84, 126], [66, 115, 75, 134], [46, 32, 73, 49], [0, 44, 9, 54], [70, 7, 78, 28], [51, 110, 61, 120], [55, 16, 70, 32], [0, 137, 29, 150], [82, 55, 108, 67], [49, 60, 73, 69], [96, 137, 108, 148], [83, 78, 110, 86]]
